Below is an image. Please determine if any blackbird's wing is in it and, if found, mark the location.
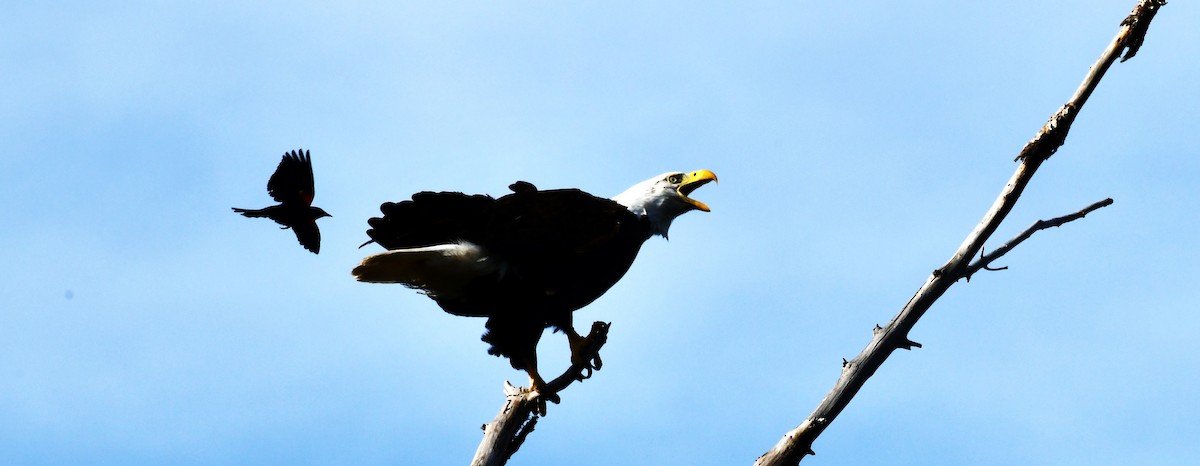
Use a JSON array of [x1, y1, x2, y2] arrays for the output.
[[292, 220, 322, 254], [267, 149, 315, 205]]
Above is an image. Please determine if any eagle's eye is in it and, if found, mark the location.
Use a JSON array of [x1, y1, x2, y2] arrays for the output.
[[667, 174, 682, 184]]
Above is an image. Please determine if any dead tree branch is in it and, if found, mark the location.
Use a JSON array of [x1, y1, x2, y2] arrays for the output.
[[470, 321, 610, 466], [753, 2, 1166, 465]]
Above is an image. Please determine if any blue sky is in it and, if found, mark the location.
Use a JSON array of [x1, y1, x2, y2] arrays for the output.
[[2, 1, 1197, 464]]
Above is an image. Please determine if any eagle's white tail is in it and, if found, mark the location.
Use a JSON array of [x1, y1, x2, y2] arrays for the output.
[[352, 242, 503, 299]]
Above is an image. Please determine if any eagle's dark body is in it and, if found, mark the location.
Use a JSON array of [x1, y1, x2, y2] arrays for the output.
[[353, 169, 716, 403], [361, 184, 653, 370]]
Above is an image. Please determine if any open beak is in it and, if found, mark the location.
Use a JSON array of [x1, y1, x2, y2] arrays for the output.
[[677, 169, 718, 212]]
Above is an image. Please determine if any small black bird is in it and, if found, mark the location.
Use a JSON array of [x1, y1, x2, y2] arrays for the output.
[[232, 149, 331, 254]]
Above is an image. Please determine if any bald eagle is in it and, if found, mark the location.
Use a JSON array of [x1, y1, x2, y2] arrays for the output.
[[352, 170, 717, 400]]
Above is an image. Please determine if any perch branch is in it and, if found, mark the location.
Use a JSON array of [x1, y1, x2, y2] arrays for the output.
[[470, 321, 610, 466], [753, 2, 1164, 465]]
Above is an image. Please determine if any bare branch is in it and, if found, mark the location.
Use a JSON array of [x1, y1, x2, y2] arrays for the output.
[[471, 383, 535, 466], [1120, 0, 1167, 62], [1017, 0, 1166, 163], [754, 2, 1165, 465]]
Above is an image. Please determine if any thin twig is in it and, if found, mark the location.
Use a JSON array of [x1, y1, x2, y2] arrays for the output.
[[965, 198, 1114, 280]]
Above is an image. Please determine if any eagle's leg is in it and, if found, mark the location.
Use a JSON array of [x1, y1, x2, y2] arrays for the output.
[[564, 325, 604, 380], [520, 359, 559, 415], [524, 368, 553, 401]]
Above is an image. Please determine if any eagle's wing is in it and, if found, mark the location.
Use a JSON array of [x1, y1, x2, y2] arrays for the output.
[[484, 189, 647, 299], [363, 191, 495, 250], [488, 189, 633, 255]]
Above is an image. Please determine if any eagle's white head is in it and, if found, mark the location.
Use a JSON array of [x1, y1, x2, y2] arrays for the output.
[[612, 169, 718, 238]]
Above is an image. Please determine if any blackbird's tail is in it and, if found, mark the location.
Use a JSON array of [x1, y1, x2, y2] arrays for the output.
[[231, 207, 267, 218]]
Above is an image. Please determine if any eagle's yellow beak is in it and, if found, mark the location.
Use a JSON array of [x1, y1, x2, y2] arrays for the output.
[[678, 169, 718, 212]]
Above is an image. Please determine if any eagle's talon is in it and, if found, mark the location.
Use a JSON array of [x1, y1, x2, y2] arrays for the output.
[[525, 385, 560, 416], [570, 351, 602, 378], [573, 351, 603, 381], [569, 333, 604, 372]]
